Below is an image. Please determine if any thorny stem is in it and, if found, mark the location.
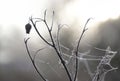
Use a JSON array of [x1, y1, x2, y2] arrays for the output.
[[74, 18, 92, 81], [24, 38, 47, 81]]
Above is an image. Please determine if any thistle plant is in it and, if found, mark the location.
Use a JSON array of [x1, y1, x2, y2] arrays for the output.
[[24, 10, 118, 81]]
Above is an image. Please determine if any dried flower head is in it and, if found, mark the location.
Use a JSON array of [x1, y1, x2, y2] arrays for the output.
[[25, 23, 32, 34]]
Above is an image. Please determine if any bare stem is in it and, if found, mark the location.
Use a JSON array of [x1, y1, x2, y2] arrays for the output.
[[30, 17, 53, 47], [74, 18, 91, 81], [54, 46, 72, 81], [43, 13, 72, 81], [24, 38, 47, 81], [30, 11, 72, 81]]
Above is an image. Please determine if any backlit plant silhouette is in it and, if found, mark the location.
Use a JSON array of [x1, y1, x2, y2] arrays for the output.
[[24, 10, 118, 81]]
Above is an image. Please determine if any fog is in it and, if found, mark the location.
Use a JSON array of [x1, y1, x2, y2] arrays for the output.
[[0, 0, 120, 81]]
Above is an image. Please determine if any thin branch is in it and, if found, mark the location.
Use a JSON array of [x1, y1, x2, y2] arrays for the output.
[[30, 11, 72, 81], [57, 24, 70, 52], [33, 47, 46, 61], [44, 18, 51, 32], [58, 24, 70, 30], [53, 47, 72, 81], [56, 24, 73, 81], [44, 10, 47, 21], [57, 24, 62, 54], [24, 38, 33, 62], [42, 10, 55, 47], [24, 38, 47, 81], [32, 18, 44, 21], [43, 11, 72, 81], [56, 24, 70, 56], [48, 24, 72, 81], [30, 17, 53, 47], [34, 20, 43, 25], [74, 18, 92, 81], [43, 18, 55, 48], [50, 11, 54, 31], [30, 17, 44, 25]]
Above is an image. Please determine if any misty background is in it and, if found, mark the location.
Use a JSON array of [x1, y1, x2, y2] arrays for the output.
[[0, 0, 120, 81]]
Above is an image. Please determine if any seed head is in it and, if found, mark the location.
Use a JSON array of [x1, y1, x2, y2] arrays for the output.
[[25, 23, 32, 34]]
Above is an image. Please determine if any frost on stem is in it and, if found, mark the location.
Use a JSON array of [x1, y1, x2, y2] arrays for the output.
[[24, 38, 47, 81], [25, 10, 72, 81], [92, 46, 118, 81], [24, 10, 119, 81]]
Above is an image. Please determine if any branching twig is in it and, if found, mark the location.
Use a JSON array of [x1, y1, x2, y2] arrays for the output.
[[30, 17, 53, 47], [74, 18, 92, 81], [57, 24, 70, 52], [24, 10, 119, 81], [29, 11, 72, 81], [24, 38, 47, 81]]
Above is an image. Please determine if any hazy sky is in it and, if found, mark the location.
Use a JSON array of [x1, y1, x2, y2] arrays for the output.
[[0, 0, 119, 61], [0, 0, 120, 81], [0, 0, 120, 30], [0, 0, 119, 64]]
